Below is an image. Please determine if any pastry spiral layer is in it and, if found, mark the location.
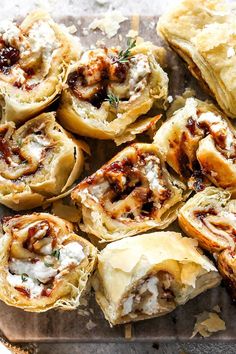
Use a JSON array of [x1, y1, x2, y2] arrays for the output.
[[0, 213, 97, 312], [92, 231, 220, 325], [154, 97, 236, 193], [0, 10, 79, 124], [72, 143, 187, 242], [178, 187, 236, 298], [58, 41, 168, 144], [157, 0, 236, 118], [0, 112, 85, 210]]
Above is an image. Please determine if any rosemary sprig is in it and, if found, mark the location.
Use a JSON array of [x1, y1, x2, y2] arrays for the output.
[[21, 273, 28, 282], [105, 93, 120, 110], [44, 260, 53, 268], [113, 38, 136, 64], [51, 249, 60, 260]]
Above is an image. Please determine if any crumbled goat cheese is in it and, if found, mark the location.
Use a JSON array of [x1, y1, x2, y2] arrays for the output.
[[0, 20, 20, 45], [59, 242, 85, 270], [129, 54, 151, 96], [90, 181, 109, 198], [145, 160, 166, 195], [167, 95, 173, 103], [7, 273, 43, 298], [227, 47, 235, 58], [9, 259, 57, 284], [122, 295, 135, 316], [41, 243, 53, 255], [11, 67, 26, 84], [89, 11, 127, 38]]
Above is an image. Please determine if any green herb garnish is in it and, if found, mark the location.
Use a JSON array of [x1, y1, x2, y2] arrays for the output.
[[105, 93, 120, 110], [44, 261, 53, 268], [113, 38, 136, 64], [21, 273, 28, 282], [51, 249, 60, 260]]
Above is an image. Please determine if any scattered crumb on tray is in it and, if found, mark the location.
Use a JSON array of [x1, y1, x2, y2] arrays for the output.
[[191, 310, 226, 338], [89, 10, 127, 38], [86, 319, 97, 330], [66, 24, 77, 34], [95, 0, 109, 5], [126, 29, 138, 38]]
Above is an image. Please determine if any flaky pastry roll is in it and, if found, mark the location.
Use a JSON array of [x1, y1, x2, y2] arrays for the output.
[[92, 231, 220, 325], [72, 143, 187, 242], [178, 187, 236, 298], [154, 98, 236, 192], [0, 10, 79, 124], [0, 213, 97, 312], [0, 112, 85, 210], [157, 0, 236, 117], [57, 41, 168, 144]]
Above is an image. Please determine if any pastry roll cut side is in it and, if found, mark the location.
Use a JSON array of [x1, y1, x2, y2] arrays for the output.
[[154, 97, 236, 192], [0, 213, 97, 312], [0, 112, 85, 210], [178, 187, 236, 253], [0, 10, 79, 124], [157, 0, 236, 117], [92, 231, 220, 325], [57, 41, 168, 144], [71, 143, 187, 242]]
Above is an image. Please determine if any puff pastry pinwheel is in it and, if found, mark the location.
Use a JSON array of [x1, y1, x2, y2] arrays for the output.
[[92, 231, 220, 325], [0, 10, 79, 124], [0, 213, 97, 312], [57, 41, 168, 144], [0, 112, 85, 211], [72, 143, 187, 242], [154, 98, 236, 193], [157, 0, 236, 118], [178, 187, 236, 298]]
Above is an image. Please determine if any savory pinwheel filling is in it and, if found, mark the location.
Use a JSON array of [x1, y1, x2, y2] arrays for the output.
[[67, 48, 151, 109], [193, 206, 236, 249], [5, 219, 85, 299], [0, 19, 59, 89], [80, 151, 172, 221], [121, 272, 175, 317]]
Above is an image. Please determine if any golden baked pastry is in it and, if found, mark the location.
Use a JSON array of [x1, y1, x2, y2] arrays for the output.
[[178, 187, 236, 298], [0, 213, 97, 312], [0, 10, 79, 124], [0, 112, 85, 210], [72, 143, 187, 242], [157, 0, 236, 118], [92, 231, 220, 325], [57, 41, 168, 144], [154, 97, 236, 193]]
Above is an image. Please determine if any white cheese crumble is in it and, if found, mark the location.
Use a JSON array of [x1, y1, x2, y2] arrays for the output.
[[227, 47, 235, 58], [167, 95, 173, 103], [89, 11, 127, 39], [0, 20, 20, 45], [9, 259, 57, 284], [59, 242, 85, 270], [144, 159, 167, 195], [129, 54, 151, 97], [7, 273, 43, 298], [11, 67, 26, 85]]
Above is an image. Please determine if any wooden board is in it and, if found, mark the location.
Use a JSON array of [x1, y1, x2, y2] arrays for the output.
[[0, 15, 235, 343]]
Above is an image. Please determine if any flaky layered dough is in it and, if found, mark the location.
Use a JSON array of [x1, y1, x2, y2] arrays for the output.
[[72, 143, 187, 242], [0, 10, 79, 124], [0, 112, 85, 210], [0, 213, 97, 312], [178, 187, 236, 298], [157, 0, 236, 118], [154, 97, 236, 193], [92, 231, 220, 325], [57, 41, 168, 144]]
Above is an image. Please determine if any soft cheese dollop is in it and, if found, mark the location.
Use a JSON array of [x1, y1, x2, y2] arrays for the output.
[[59, 242, 85, 270]]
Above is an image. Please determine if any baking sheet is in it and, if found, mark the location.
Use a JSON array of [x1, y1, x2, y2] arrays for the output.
[[0, 15, 235, 343]]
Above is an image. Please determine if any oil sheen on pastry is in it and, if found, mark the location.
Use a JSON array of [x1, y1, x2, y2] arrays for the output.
[[0, 112, 85, 210], [157, 0, 236, 117], [92, 231, 220, 325], [0, 213, 97, 312], [72, 143, 187, 242], [0, 10, 79, 124], [58, 41, 168, 144], [154, 97, 236, 193]]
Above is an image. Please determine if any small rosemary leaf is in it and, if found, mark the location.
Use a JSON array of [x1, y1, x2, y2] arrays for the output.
[[21, 273, 28, 282], [44, 261, 53, 268], [105, 93, 120, 109], [51, 249, 60, 260], [113, 38, 136, 64]]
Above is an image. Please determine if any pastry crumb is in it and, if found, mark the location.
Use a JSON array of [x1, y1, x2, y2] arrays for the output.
[[167, 95, 173, 103], [126, 29, 138, 38], [66, 25, 77, 34], [86, 319, 97, 330], [89, 11, 127, 38], [191, 310, 226, 338], [227, 47, 235, 58]]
